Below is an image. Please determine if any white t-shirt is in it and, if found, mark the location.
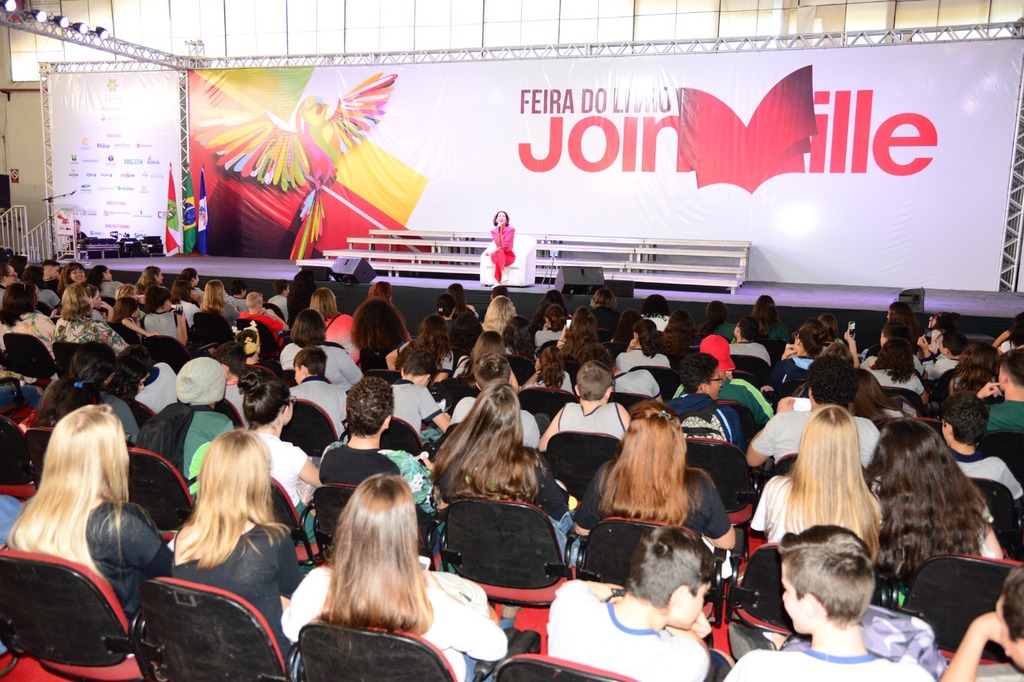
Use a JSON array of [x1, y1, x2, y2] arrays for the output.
[[281, 344, 362, 390], [957, 456, 1024, 500], [281, 567, 508, 681], [725, 649, 933, 681], [615, 349, 670, 373], [750, 475, 794, 542], [451, 396, 540, 448], [751, 411, 879, 467], [548, 581, 708, 682], [257, 432, 310, 507], [135, 363, 178, 414]]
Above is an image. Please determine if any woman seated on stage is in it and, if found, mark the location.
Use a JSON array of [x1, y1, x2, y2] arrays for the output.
[[489, 210, 515, 284], [281, 474, 508, 681], [54, 283, 127, 351], [8, 404, 172, 615], [573, 401, 735, 550]]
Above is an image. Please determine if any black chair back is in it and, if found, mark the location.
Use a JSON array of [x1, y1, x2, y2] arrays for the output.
[[310, 484, 359, 559], [0, 413, 36, 495], [545, 431, 620, 501], [757, 338, 787, 366], [282, 399, 339, 460], [495, 654, 636, 682], [971, 477, 1022, 559], [438, 378, 479, 414], [214, 399, 244, 427], [633, 366, 679, 400], [441, 498, 569, 602], [717, 399, 758, 443], [726, 544, 792, 633], [902, 555, 1019, 658], [979, 430, 1024, 487], [191, 312, 234, 345], [577, 518, 661, 585], [108, 322, 141, 346], [292, 622, 455, 682], [609, 391, 647, 410], [506, 354, 536, 385], [143, 335, 193, 373], [519, 387, 578, 421], [138, 578, 287, 681], [882, 386, 926, 417], [128, 447, 194, 532], [24, 427, 53, 486], [2, 333, 56, 379], [270, 479, 317, 564], [366, 368, 400, 383], [685, 438, 755, 524], [359, 347, 391, 372], [0, 550, 142, 678], [731, 355, 771, 387], [51, 341, 77, 377], [380, 416, 424, 454]]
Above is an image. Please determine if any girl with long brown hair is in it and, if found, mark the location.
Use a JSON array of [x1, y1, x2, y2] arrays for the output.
[[867, 419, 999, 581], [869, 337, 925, 395], [432, 383, 570, 530], [388, 314, 454, 380], [282, 474, 507, 680], [573, 400, 735, 548], [615, 318, 669, 372], [751, 405, 881, 558], [954, 341, 999, 393], [558, 307, 599, 362], [850, 369, 910, 424]]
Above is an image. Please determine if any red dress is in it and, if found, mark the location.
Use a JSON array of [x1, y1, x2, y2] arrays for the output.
[[490, 226, 516, 282]]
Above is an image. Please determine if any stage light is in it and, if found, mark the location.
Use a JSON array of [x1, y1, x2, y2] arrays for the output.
[[93, 26, 110, 40], [2, 1, 17, 13], [71, 21, 89, 34], [52, 14, 69, 28], [26, 9, 45, 21]]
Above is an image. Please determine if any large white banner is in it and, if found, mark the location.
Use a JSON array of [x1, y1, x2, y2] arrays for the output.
[[50, 71, 179, 244], [186, 40, 1022, 290]]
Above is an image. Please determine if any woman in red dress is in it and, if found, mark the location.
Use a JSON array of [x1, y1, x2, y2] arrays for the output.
[[490, 210, 515, 283]]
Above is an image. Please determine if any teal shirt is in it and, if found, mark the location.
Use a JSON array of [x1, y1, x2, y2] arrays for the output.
[[182, 410, 235, 476], [987, 400, 1024, 432]]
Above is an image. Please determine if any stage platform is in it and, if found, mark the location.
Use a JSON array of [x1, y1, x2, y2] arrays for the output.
[[102, 256, 1024, 344]]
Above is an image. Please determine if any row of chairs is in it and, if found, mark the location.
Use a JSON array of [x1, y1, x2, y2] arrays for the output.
[[0, 548, 629, 682]]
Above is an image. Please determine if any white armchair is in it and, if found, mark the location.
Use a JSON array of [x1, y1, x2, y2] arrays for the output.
[[480, 233, 537, 287]]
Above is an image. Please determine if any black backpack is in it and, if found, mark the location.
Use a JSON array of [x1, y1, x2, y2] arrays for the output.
[[135, 402, 195, 475], [677, 402, 727, 442]]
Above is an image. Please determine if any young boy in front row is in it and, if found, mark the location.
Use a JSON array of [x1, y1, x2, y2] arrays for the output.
[[726, 526, 933, 681], [942, 565, 1024, 681], [548, 526, 721, 682]]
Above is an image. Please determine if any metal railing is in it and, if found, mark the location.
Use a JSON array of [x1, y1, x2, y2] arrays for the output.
[[0, 206, 55, 261]]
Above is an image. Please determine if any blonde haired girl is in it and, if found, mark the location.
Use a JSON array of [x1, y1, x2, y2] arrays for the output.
[[751, 405, 881, 558], [172, 429, 303, 650], [8, 405, 171, 614], [200, 279, 239, 324]]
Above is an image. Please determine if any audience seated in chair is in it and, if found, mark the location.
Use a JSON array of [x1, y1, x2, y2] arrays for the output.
[[726, 526, 933, 681], [698, 335, 774, 429], [281, 309, 362, 390], [175, 357, 234, 477], [747, 356, 879, 468], [523, 345, 572, 392], [943, 392, 1023, 500], [290, 346, 347, 437], [984, 349, 1024, 432], [539, 360, 630, 451], [763, 321, 827, 393], [730, 316, 771, 366], [320, 376, 435, 524], [667, 352, 746, 450], [117, 344, 177, 415], [239, 291, 288, 347], [920, 330, 965, 382], [549, 526, 728, 682], [451, 353, 540, 448], [944, 565, 1024, 681], [7, 404, 172, 615], [393, 349, 451, 445], [172, 429, 304, 653], [211, 341, 250, 427], [614, 318, 670, 373]]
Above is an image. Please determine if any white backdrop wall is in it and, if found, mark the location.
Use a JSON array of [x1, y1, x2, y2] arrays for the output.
[[49, 71, 180, 243]]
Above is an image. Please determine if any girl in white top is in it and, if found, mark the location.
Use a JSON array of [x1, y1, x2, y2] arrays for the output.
[[237, 371, 321, 508], [281, 474, 507, 682], [751, 406, 881, 559], [615, 318, 670, 373]]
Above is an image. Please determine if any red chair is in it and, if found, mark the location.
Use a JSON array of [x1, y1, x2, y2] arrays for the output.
[[495, 654, 638, 682], [0, 550, 145, 681]]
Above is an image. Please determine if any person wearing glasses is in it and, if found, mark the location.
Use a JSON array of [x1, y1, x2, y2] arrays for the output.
[[667, 352, 746, 449], [0, 263, 19, 305]]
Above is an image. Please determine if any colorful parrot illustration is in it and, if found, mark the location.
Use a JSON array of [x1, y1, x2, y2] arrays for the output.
[[196, 73, 397, 259]]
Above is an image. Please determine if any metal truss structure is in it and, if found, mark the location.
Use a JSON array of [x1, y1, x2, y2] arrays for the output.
[[12, 10, 1024, 288]]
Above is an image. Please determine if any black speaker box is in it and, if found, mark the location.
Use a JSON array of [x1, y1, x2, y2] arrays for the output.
[[897, 288, 925, 314], [604, 279, 634, 298], [555, 266, 604, 295], [330, 257, 377, 284], [0, 174, 10, 210]]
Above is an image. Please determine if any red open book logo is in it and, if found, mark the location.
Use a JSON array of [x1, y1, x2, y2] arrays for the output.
[[677, 66, 817, 193]]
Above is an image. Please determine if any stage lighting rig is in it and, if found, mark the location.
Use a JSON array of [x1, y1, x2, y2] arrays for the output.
[[51, 14, 69, 28], [71, 21, 89, 34], [2, 1, 16, 13], [93, 26, 110, 40]]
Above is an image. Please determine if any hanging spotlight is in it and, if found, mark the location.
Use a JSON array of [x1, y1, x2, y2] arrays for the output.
[[93, 26, 110, 40], [71, 21, 89, 34], [51, 14, 69, 28], [26, 8, 45, 21], [2, 1, 17, 13]]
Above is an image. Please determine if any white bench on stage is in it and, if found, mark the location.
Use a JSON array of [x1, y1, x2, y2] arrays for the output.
[[297, 230, 750, 293]]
